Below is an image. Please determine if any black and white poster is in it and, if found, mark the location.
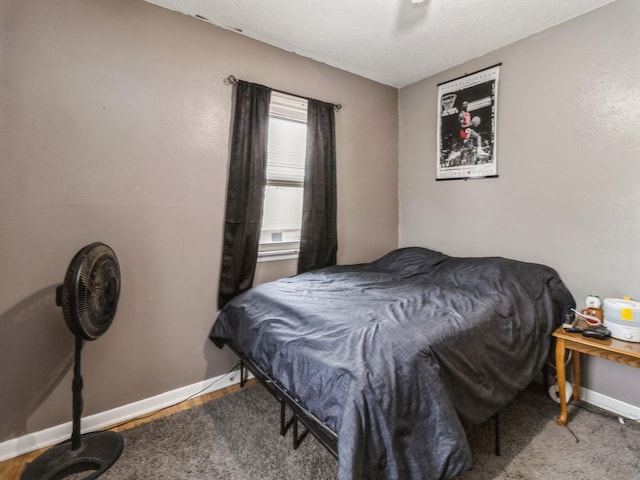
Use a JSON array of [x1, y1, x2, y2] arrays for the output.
[[436, 64, 500, 180]]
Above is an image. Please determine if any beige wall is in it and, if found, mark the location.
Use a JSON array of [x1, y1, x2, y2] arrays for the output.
[[399, 0, 640, 406], [0, 0, 398, 442]]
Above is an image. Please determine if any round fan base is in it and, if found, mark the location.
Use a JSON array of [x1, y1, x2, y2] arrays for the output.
[[20, 431, 123, 480]]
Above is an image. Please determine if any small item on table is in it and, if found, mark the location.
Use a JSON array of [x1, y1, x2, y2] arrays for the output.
[[582, 294, 604, 322], [572, 308, 602, 326], [581, 325, 611, 340]]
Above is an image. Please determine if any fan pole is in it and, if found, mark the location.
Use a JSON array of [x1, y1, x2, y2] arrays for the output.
[[71, 336, 84, 451]]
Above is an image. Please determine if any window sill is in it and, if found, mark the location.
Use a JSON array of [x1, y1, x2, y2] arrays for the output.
[[257, 250, 299, 263]]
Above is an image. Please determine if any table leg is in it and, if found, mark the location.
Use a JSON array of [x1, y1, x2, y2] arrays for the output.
[[555, 337, 568, 426], [572, 350, 581, 401]]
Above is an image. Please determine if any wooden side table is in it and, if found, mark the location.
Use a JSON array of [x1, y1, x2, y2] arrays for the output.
[[552, 326, 640, 425]]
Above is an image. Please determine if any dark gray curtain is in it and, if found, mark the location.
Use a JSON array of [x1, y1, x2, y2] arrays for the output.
[[298, 99, 337, 274], [218, 81, 271, 309]]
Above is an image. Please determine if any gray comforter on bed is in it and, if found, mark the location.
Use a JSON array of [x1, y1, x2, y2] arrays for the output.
[[209, 247, 575, 479]]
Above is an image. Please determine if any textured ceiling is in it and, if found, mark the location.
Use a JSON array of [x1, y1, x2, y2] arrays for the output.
[[146, 0, 615, 88]]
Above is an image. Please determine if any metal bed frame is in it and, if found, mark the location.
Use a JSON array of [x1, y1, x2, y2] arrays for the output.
[[227, 341, 520, 460], [228, 342, 338, 458]]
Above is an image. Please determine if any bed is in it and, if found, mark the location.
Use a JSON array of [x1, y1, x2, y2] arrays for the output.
[[209, 247, 575, 479]]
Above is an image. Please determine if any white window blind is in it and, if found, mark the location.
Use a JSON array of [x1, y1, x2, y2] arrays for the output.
[[258, 92, 308, 260], [266, 117, 306, 185]]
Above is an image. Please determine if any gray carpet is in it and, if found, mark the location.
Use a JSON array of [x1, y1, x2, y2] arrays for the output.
[[102, 383, 640, 479]]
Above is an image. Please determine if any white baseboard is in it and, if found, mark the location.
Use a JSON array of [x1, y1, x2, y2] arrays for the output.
[[580, 386, 640, 423], [0, 368, 252, 463]]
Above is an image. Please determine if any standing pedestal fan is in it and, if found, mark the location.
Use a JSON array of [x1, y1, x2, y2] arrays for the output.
[[21, 242, 124, 480]]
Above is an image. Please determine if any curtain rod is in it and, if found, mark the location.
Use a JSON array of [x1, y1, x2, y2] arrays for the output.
[[224, 75, 342, 111]]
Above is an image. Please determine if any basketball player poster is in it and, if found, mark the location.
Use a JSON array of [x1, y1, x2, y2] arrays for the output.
[[436, 64, 500, 180]]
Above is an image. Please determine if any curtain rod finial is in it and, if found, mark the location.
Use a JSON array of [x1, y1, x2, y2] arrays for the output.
[[224, 75, 237, 85]]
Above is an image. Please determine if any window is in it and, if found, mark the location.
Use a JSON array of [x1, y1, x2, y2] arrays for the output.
[[258, 92, 308, 261]]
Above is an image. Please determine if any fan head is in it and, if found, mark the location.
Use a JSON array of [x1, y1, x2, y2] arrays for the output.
[[56, 242, 121, 341]]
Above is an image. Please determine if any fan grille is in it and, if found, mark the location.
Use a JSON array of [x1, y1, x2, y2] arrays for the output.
[[59, 243, 121, 340]]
